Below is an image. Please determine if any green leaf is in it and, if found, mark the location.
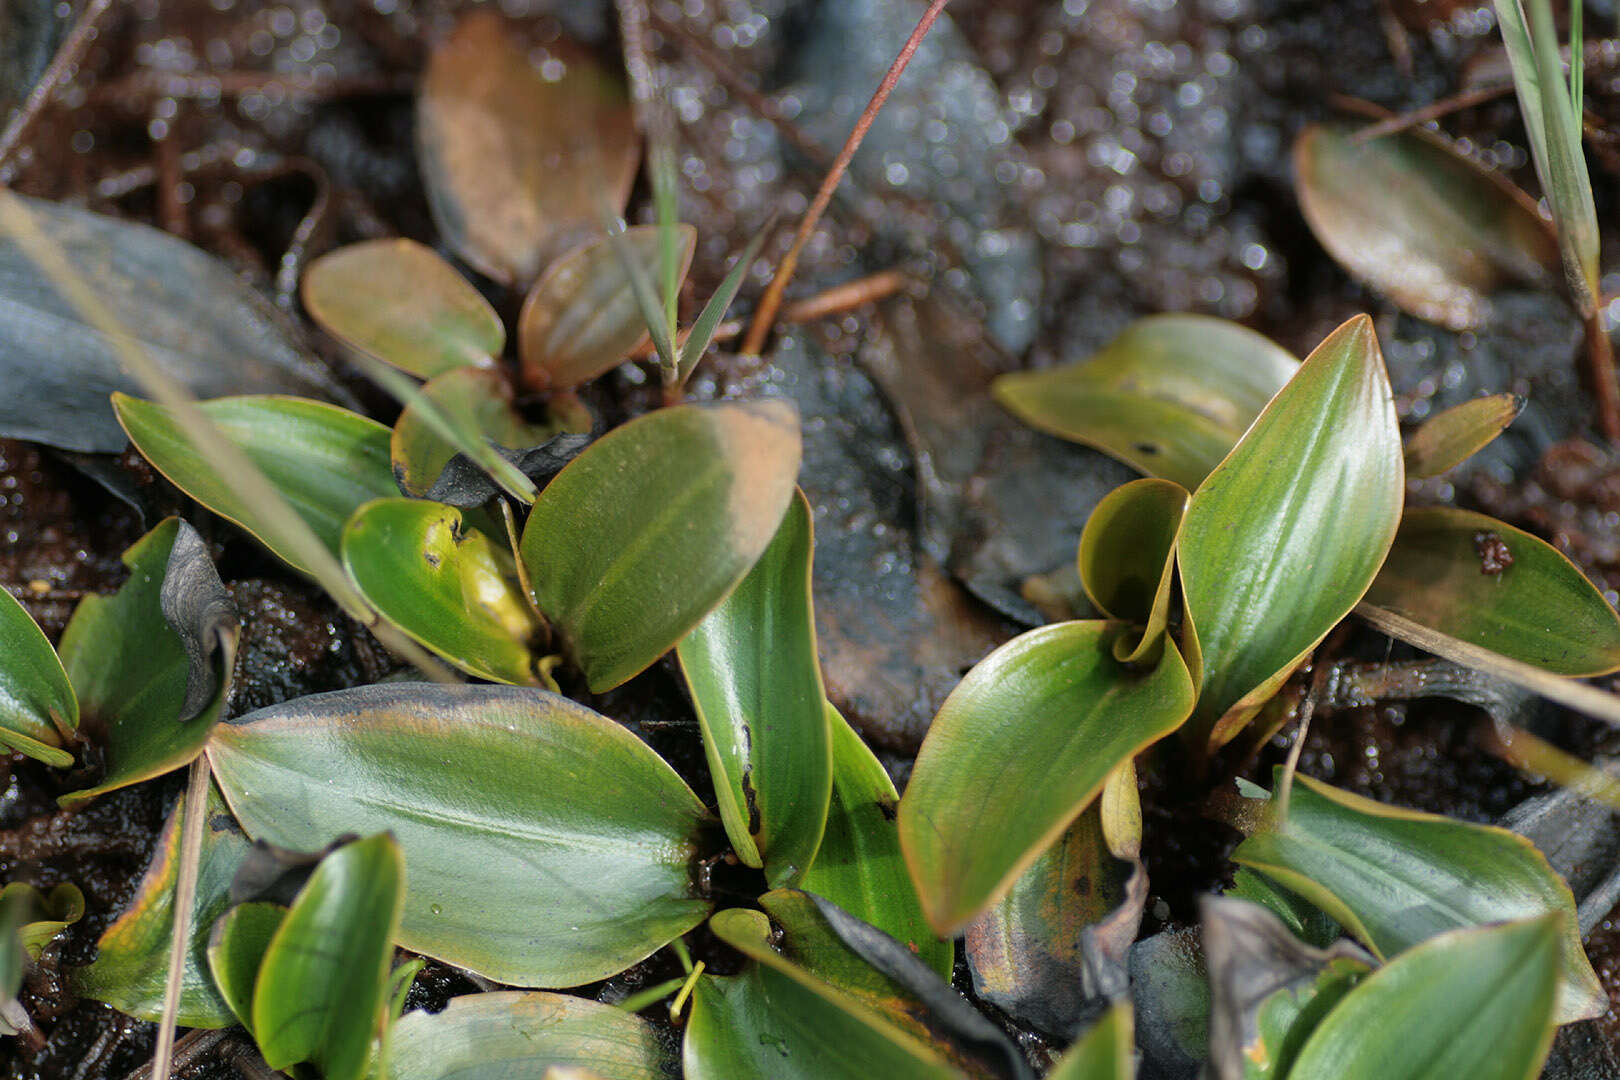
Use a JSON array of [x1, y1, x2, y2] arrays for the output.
[[301, 239, 504, 379], [253, 834, 404, 1080], [1293, 123, 1559, 330], [991, 315, 1298, 489], [1178, 315, 1403, 749], [690, 907, 965, 1080], [206, 683, 711, 987], [207, 901, 285, 1031], [1227, 868, 1338, 950], [58, 519, 224, 806], [677, 222, 773, 384], [1047, 1002, 1133, 1080], [1077, 477, 1188, 663], [1231, 771, 1605, 1023], [1362, 507, 1620, 676], [113, 395, 397, 575], [898, 621, 1195, 934], [520, 400, 802, 692], [517, 225, 696, 392], [72, 780, 252, 1027], [342, 499, 540, 684], [392, 367, 561, 498], [677, 490, 830, 884], [1287, 917, 1561, 1080], [0, 582, 75, 765], [800, 704, 950, 980], [0, 882, 84, 967], [1402, 394, 1525, 478], [387, 991, 676, 1080]]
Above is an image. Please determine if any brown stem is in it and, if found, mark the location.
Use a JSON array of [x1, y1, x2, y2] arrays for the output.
[[740, 0, 951, 357], [1349, 84, 1514, 144], [1585, 310, 1620, 445], [0, 0, 118, 175]]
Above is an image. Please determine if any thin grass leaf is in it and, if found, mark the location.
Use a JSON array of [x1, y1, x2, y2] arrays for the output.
[[605, 219, 678, 375], [1571, 0, 1584, 118], [676, 221, 773, 389], [652, 142, 683, 335]]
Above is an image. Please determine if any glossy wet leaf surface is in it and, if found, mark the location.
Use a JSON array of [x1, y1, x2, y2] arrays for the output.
[[0, 882, 83, 961], [1362, 506, 1620, 676], [991, 315, 1298, 489], [800, 705, 949, 980], [1403, 393, 1524, 478], [302, 239, 504, 379], [1178, 316, 1403, 747], [677, 490, 830, 884], [519, 225, 696, 392], [57, 519, 226, 806], [391, 366, 561, 497], [1077, 476, 1186, 662], [341, 498, 538, 684], [1232, 771, 1604, 1022], [114, 395, 397, 574], [416, 12, 638, 285], [253, 833, 404, 1080], [72, 781, 252, 1027], [0, 195, 349, 453], [0, 577, 75, 765], [388, 991, 676, 1080], [1288, 917, 1560, 1080], [521, 400, 801, 692], [1046, 1002, 1133, 1080], [899, 621, 1195, 934], [206, 684, 711, 987], [1294, 123, 1558, 330]]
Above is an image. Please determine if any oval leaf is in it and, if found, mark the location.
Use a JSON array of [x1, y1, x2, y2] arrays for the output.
[[302, 239, 504, 379], [1178, 315, 1403, 748], [519, 225, 697, 392], [113, 395, 397, 574], [991, 315, 1299, 490], [0, 582, 74, 765], [253, 834, 404, 1080], [206, 683, 711, 987], [388, 991, 675, 1080], [520, 399, 801, 693], [0, 195, 349, 453], [1232, 771, 1604, 1023], [342, 499, 539, 684], [1362, 507, 1620, 676], [800, 704, 950, 980], [898, 621, 1195, 935], [1402, 393, 1525, 478], [1294, 123, 1559, 330], [676, 490, 830, 884], [391, 366, 561, 497], [58, 519, 222, 806], [72, 780, 252, 1027], [417, 13, 639, 285], [207, 901, 285, 1031], [1288, 917, 1561, 1080]]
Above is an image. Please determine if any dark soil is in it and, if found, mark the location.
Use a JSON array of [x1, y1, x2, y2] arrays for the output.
[[3, 0, 1620, 1077]]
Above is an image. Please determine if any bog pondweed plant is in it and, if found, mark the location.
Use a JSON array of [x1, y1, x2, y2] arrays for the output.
[[1, 5, 1619, 1080]]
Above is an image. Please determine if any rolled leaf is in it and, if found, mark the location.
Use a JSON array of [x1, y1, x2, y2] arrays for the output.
[[1232, 771, 1604, 1023], [341, 498, 539, 684], [0, 582, 75, 765], [991, 315, 1298, 489], [899, 621, 1195, 934], [1362, 507, 1620, 677], [1288, 916, 1561, 1080], [206, 683, 710, 987], [1178, 315, 1403, 748], [520, 400, 801, 692], [114, 395, 396, 575], [1076, 476, 1187, 663], [302, 239, 504, 378], [677, 490, 831, 884]]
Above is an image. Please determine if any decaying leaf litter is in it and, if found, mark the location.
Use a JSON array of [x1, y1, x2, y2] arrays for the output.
[[5, 0, 1620, 1077]]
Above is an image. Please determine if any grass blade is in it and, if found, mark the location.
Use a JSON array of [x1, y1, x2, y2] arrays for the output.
[[676, 220, 773, 388]]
